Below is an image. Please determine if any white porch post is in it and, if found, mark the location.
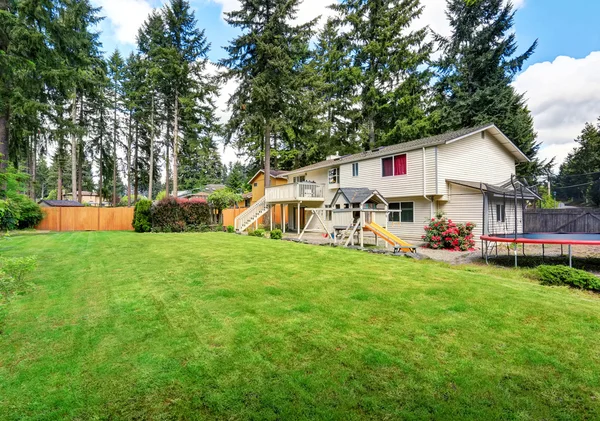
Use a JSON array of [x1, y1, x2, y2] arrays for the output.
[[270, 206, 273, 231], [297, 203, 300, 237], [360, 206, 364, 248], [282, 204, 286, 233]]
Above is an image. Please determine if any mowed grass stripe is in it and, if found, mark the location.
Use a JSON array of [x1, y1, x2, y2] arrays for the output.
[[0, 232, 599, 420]]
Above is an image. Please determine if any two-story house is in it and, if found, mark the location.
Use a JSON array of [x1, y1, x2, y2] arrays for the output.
[[235, 124, 539, 242]]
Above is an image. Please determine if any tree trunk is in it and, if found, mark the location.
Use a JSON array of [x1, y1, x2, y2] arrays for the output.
[[71, 94, 78, 202], [112, 93, 118, 207], [165, 125, 170, 198], [57, 163, 63, 201], [127, 111, 132, 207], [0, 113, 8, 175], [99, 131, 103, 207], [148, 94, 154, 200], [264, 121, 271, 190], [134, 121, 139, 203], [31, 135, 37, 200], [368, 113, 375, 150], [172, 89, 179, 198], [77, 149, 82, 203]]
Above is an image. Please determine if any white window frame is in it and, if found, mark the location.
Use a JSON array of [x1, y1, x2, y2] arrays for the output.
[[293, 175, 305, 183], [388, 201, 415, 223], [328, 167, 340, 185], [496, 204, 506, 222], [381, 154, 407, 178], [352, 162, 359, 177]]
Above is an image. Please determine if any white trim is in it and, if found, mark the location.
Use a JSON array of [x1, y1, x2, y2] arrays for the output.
[[388, 201, 415, 223]]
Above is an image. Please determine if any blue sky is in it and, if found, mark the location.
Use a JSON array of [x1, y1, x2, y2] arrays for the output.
[[92, 0, 600, 168]]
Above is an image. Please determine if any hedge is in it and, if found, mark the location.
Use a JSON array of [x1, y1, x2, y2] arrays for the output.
[[137, 198, 212, 233], [535, 265, 600, 292]]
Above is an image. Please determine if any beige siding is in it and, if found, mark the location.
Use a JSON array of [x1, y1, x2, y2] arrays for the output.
[[386, 196, 433, 242], [425, 147, 438, 195], [487, 196, 524, 235], [438, 184, 484, 238], [339, 148, 425, 197], [437, 132, 517, 196]]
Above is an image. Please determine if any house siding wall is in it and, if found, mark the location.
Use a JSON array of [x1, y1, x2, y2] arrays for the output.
[[339, 148, 425, 197], [438, 184, 484, 238], [385, 196, 432, 241], [436, 132, 517, 197], [487, 195, 524, 235]]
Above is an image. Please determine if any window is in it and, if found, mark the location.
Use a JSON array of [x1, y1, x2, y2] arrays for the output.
[[382, 154, 407, 177], [254, 182, 258, 187], [496, 204, 506, 222], [293, 175, 305, 183], [244, 199, 251, 207], [352, 162, 359, 177], [328, 168, 339, 184], [325, 205, 332, 221], [388, 202, 414, 223]]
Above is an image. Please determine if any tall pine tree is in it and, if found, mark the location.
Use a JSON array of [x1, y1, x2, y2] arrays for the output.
[[434, 0, 543, 180], [220, 0, 315, 190], [330, 0, 432, 150]]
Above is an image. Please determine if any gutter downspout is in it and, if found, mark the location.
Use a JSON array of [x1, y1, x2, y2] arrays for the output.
[[423, 147, 433, 218]]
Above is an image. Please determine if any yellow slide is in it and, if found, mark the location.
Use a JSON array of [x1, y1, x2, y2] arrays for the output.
[[364, 222, 416, 253]]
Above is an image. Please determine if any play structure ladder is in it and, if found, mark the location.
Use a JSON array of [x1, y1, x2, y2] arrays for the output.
[[234, 197, 270, 232], [364, 222, 416, 253]]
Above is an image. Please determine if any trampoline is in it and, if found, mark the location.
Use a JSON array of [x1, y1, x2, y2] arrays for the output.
[[481, 233, 600, 267]]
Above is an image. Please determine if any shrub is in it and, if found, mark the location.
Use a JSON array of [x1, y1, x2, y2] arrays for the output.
[[150, 197, 211, 233], [227, 225, 235, 233], [270, 229, 282, 240], [536, 265, 600, 292], [253, 228, 266, 238], [422, 213, 476, 251], [13, 195, 43, 229], [0, 200, 19, 231], [155, 190, 167, 201], [133, 199, 152, 233], [151, 198, 183, 232], [0, 256, 37, 300], [179, 198, 211, 230], [120, 195, 148, 207]]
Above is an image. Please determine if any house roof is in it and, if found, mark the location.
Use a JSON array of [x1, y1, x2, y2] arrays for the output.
[[332, 188, 388, 206], [284, 124, 530, 175], [40, 200, 84, 207], [447, 179, 541, 200], [242, 192, 253, 200], [248, 169, 288, 184]]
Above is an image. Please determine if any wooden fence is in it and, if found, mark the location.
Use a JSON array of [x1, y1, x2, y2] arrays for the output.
[[36, 207, 135, 231], [524, 208, 600, 233]]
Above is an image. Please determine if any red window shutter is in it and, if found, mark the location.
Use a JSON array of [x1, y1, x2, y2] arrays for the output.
[[394, 154, 406, 175], [382, 157, 393, 177]]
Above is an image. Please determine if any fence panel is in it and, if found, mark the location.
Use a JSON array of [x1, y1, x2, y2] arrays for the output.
[[524, 208, 600, 233], [222, 205, 286, 229], [36, 207, 134, 232]]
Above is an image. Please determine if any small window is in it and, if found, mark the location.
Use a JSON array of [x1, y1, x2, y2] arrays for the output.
[[388, 202, 414, 223], [244, 199, 251, 207], [254, 182, 258, 187], [496, 204, 506, 222], [293, 175, 305, 183], [328, 168, 339, 184], [325, 205, 332, 221], [352, 162, 359, 177], [382, 154, 407, 177], [388, 203, 400, 222], [401, 202, 414, 223]]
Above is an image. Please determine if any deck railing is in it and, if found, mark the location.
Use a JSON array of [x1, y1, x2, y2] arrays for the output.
[[265, 182, 325, 203]]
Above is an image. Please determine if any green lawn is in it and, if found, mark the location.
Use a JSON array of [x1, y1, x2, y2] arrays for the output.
[[1, 232, 600, 420]]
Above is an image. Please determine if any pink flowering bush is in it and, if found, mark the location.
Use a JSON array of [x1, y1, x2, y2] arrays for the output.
[[422, 213, 476, 251]]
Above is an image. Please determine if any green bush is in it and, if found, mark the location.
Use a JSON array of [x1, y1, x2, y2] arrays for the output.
[[227, 225, 235, 233], [253, 228, 266, 238], [0, 256, 37, 301], [150, 198, 211, 233], [536, 265, 600, 292], [0, 200, 19, 231], [133, 199, 152, 233], [13, 195, 43, 229], [270, 229, 282, 240]]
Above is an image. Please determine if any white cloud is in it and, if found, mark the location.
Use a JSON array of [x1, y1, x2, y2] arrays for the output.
[[94, 0, 153, 45], [513, 52, 600, 167]]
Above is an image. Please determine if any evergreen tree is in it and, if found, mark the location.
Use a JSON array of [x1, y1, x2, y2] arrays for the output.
[[220, 0, 315, 190], [330, 0, 432, 150], [161, 0, 220, 197], [557, 120, 600, 206], [225, 161, 249, 193], [434, 0, 542, 180], [107, 49, 125, 206]]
